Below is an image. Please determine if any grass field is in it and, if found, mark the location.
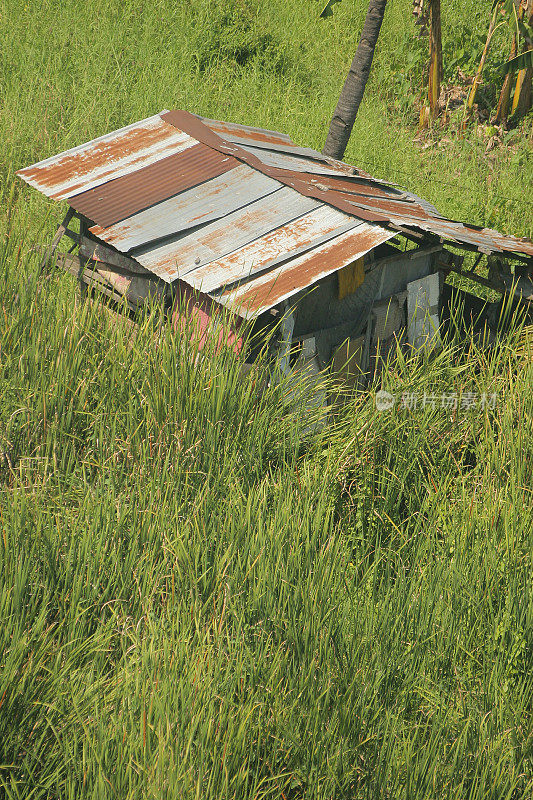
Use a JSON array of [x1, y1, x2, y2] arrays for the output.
[[1, 1, 532, 798]]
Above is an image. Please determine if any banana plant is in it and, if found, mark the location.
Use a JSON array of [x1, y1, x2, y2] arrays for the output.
[[317, 1, 445, 146], [493, 0, 533, 122], [465, 2, 506, 117], [412, 1, 443, 124], [425, 1, 443, 123]]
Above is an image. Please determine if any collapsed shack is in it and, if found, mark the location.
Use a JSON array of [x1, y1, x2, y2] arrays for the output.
[[17, 110, 533, 392]]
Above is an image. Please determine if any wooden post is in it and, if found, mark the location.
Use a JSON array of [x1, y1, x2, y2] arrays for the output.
[[77, 217, 88, 302], [39, 207, 74, 276]]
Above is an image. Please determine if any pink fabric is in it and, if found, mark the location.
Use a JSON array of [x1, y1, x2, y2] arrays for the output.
[[171, 280, 243, 355]]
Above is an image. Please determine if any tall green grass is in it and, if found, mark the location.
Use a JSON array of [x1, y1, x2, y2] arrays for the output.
[[1, 202, 532, 798], [1, 1, 532, 797]]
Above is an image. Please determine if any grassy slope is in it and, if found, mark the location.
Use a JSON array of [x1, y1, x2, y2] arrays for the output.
[[0, 1, 532, 798], [1, 0, 531, 236]]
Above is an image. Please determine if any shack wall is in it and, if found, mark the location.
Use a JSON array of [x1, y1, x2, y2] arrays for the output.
[[292, 248, 441, 365]]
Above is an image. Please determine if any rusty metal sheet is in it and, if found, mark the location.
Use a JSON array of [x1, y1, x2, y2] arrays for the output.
[[160, 112, 416, 226], [197, 115, 326, 159], [384, 216, 533, 257], [197, 116, 294, 145], [69, 143, 238, 228], [134, 186, 321, 281], [17, 107, 533, 271], [215, 224, 397, 318], [185, 205, 363, 295], [16, 113, 195, 201], [161, 111, 354, 179], [338, 194, 434, 222], [443, 222, 533, 256], [164, 110, 533, 262], [90, 164, 282, 252], [237, 145, 358, 177], [197, 116, 374, 177], [383, 217, 486, 249], [302, 174, 411, 201]]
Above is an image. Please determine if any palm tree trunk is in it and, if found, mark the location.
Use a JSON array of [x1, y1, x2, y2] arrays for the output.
[[322, 0, 388, 160]]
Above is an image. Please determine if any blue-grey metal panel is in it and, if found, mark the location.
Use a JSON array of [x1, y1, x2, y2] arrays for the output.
[[197, 116, 294, 143], [134, 186, 322, 282], [222, 136, 323, 160], [90, 164, 281, 252], [215, 224, 397, 318], [237, 145, 354, 177], [190, 206, 362, 295], [197, 115, 325, 160]]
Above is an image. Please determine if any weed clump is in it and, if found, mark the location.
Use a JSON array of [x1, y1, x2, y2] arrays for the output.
[[190, 0, 292, 76]]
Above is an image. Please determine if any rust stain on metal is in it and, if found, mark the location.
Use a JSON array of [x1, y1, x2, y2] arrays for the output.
[[17, 115, 192, 201], [199, 119, 295, 148], [69, 143, 239, 228], [201, 209, 345, 272], [239, 230, 379, 303], [16, 107, 533, 319], [340, 194, 433, 221], [134, 186, 318, 280], [188, 206, 358, 294], [305, 174, 409, 201], [163, 110, 533, 261], [24, 126, 172, 195], [218, 225, 395, 317], [89, 165, 280, 252]]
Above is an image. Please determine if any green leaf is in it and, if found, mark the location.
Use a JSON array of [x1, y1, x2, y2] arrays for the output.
[[499, 48, 533, 73], [517, 19, 533, 42], [318, 0, 343, 19], [492, 0, 518, 16]]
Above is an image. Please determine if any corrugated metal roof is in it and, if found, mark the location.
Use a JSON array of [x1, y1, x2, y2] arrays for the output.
[[161, 110, 533, 261], [235, 145, 357, 177], [69, 143, 239, 227], [132, 187, 323, 280], [89, 165, 281, 252], [17, 112, 194, 201], [193, 116, 322, 159], [182, 207, 364, 295], [16, 108, 533, 321], [215, 223, 395, 318]]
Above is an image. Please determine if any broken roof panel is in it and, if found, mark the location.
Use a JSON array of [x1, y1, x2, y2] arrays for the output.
[[235, 145, 359, 177], [162, 110, 533, 261]]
